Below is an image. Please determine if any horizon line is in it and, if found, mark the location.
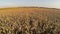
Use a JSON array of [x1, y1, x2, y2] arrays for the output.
[[0, 6, 60, 9]]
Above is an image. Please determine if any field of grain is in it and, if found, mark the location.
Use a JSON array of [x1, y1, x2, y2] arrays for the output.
[[0, 7, 60, 34]]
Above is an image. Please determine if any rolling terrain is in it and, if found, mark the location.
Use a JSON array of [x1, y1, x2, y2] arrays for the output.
[[0, 7, 60, 34]]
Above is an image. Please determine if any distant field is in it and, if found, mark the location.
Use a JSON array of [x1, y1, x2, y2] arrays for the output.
[[0, 7, 60, 34]]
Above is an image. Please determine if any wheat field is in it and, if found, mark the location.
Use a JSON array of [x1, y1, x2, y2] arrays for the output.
[[0, 7, 60, 34]]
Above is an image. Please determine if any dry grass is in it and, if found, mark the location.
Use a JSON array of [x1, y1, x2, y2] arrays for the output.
[[0, 7, 60, 34]]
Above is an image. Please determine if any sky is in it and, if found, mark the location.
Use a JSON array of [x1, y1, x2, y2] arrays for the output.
[[0, 0, 60, 8]]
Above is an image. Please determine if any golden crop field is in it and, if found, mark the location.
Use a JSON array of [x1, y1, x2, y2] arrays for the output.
[[0, 7, 60, 34]]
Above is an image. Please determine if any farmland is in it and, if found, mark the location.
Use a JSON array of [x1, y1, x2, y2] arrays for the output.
[[0, 7, 60, 34]]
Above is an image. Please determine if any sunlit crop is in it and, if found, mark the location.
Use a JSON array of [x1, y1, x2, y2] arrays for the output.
[[0, 7, 60, 34]]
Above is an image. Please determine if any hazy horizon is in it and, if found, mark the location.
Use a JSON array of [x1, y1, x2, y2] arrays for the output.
[[0, 0, 60, 9]]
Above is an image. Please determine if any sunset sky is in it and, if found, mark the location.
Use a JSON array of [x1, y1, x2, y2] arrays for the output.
[[0, 0, 60, 8]]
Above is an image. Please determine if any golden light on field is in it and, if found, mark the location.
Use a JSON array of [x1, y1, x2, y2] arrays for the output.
[[0, 7, 60, 34]]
